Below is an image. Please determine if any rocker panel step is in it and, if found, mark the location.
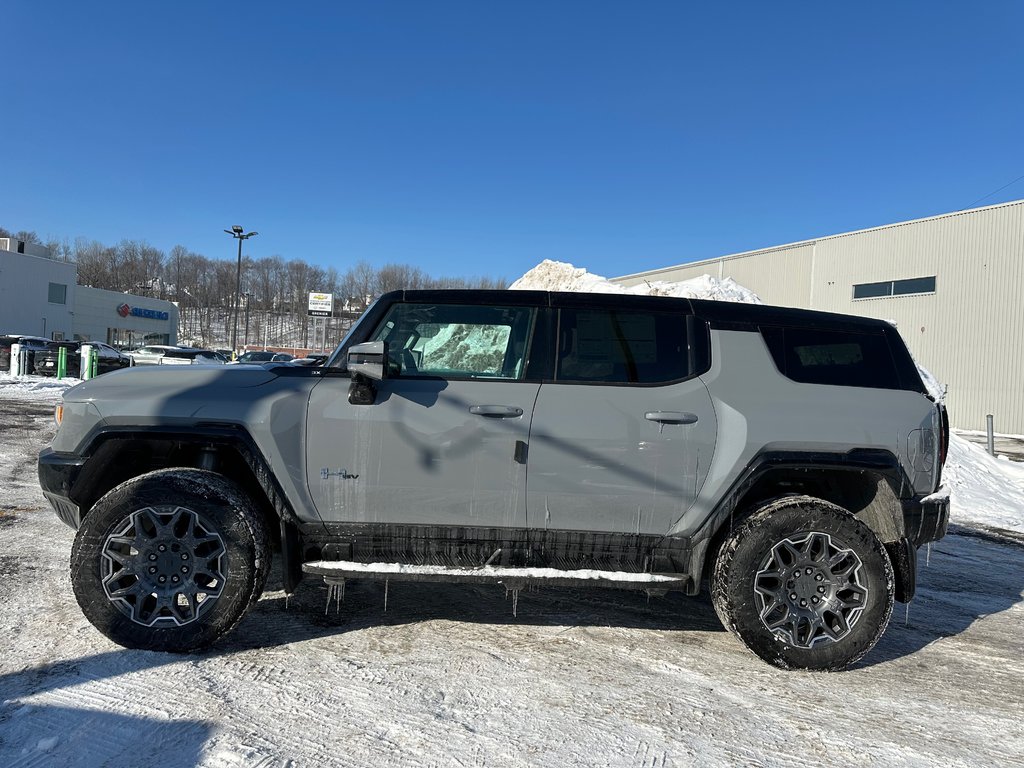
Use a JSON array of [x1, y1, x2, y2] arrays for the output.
[[302, 560, 690, 591]]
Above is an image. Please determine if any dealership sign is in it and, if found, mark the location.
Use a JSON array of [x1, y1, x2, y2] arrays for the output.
[[117, 303, 170, 321], [308, 292, 333, 317]]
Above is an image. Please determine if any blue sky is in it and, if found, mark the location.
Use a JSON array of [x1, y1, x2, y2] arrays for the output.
[[3, 2, 1022, 283]]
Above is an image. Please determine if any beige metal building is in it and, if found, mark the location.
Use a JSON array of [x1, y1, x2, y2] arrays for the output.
[[614, 199, 1024, 434]]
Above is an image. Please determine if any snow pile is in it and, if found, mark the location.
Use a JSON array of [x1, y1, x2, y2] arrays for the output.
[[0, 373, 75, 402], [510, 259, 763, 304], [309, 560, 682, 582], [943, 435, 1024, 533], [509, 260, 626, 294]]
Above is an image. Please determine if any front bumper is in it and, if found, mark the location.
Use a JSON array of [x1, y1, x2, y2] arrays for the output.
[[38, 447, 85, 529], [902, 487, 950, 547]]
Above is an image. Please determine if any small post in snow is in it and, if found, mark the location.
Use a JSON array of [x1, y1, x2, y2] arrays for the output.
[[986, 414, 995, 456], [80, 344, 93, 381]]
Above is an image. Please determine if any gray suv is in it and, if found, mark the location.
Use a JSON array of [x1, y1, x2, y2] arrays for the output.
[[38, 290, 949, 670]]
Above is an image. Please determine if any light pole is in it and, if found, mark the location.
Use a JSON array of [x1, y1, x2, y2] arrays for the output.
[[223, 225, 257, 354], [243, 292, 251, 348]]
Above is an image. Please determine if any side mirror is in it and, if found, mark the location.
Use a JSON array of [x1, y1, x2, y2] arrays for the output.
[[347, 340, 386, 405], [347, 341, 387, 381]]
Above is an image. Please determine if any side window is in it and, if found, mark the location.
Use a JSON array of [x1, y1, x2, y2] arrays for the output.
[[555, 308, 704, 384], [48, 282, 67, 305], [371, 303, 535, 380], [760, 326, 900, 389]]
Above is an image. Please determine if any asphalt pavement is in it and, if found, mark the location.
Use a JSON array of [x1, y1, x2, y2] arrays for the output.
[[956, 430, 1024, 462]]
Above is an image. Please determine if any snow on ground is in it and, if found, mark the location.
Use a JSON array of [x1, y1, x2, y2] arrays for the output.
[[944, 434, 1024, 533], [0, 375, 77, 402], [2, 382, 1024, 767]]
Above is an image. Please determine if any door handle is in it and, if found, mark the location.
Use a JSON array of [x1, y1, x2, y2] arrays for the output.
[[469, 405, 524, 418], [645, 411, 698, 425]]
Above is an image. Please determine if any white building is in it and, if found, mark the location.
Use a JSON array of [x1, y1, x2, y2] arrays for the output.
[[0, 238, 177, 347], [613, 199, 1024, 433], [0, 238, 76, 340], [73, 285, 179, 348]]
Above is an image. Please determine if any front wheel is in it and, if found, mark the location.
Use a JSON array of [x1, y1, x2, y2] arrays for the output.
[[711, 496, 894, 671], [71, 469, 270, 652]]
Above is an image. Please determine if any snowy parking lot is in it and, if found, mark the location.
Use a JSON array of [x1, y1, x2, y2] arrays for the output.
[[2, 378, 1023, 767]]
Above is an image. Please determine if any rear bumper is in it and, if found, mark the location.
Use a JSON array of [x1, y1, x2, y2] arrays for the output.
[[38, 447, 85, 529], [903, 487, 950, 547]]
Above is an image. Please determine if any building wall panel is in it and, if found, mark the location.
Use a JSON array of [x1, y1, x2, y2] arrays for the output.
[[0, 249, 76, 340], [719, 245, 814, 307]]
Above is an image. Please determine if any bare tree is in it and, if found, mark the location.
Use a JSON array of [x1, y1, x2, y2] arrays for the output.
[[377, 263, 427, 293], [340, 260, 377, 311], [44, 237, 74, 262], [73, 238, 109, 287]]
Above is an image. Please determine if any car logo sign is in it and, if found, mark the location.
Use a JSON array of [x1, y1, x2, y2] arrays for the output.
[[117, 303, 131, 318]]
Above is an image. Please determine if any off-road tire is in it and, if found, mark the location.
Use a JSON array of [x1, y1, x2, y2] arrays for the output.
[[711, 495, 894, 671], [71, 468, 270, 652]]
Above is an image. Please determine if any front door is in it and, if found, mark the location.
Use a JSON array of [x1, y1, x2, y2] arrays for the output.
[[306, 301, 538, 529]]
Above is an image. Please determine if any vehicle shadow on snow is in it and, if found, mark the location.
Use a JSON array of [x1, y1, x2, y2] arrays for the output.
[[859, 526, 1024, 668], [0, 704, 209, 768], [237, 525, 1024, 672], [0, 578, 719, 765], [223, 565, 728, 652], [0, 563, 722, 696]]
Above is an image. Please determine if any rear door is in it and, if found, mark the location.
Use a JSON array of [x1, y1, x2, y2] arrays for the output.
[[527, 300, 717, 535], [306, 300, 539, 528]]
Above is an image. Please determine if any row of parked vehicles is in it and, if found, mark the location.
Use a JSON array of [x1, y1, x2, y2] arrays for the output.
[[1, 335, 310, 378]]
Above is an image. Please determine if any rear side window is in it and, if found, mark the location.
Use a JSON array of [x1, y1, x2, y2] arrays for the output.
[[555, 308, 708, 384], [760, 326, 901, 389]]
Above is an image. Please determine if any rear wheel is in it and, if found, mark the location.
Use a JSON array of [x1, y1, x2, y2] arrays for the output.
[[712, 495, 894, 671], [71, 469, 270, 652]]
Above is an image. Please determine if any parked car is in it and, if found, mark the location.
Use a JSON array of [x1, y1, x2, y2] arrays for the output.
[[0, 334, 52, 372], [158, 348, 228, 365], [128, 345, 189, 366], [235, 350, 295, 363], [39, 289, 949, 671], [33, 341, 132, 378], [293, 354, 328, 366]]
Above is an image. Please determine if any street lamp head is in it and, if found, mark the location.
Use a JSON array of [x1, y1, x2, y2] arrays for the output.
[[231, 225, 244, 234], [246, 231, 258, 238]]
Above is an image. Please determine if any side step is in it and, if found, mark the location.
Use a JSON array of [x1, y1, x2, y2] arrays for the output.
[[302, 560, 690, 591]]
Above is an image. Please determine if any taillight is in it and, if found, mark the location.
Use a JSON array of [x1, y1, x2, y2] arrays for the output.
[[938, 404, 949, 466]]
